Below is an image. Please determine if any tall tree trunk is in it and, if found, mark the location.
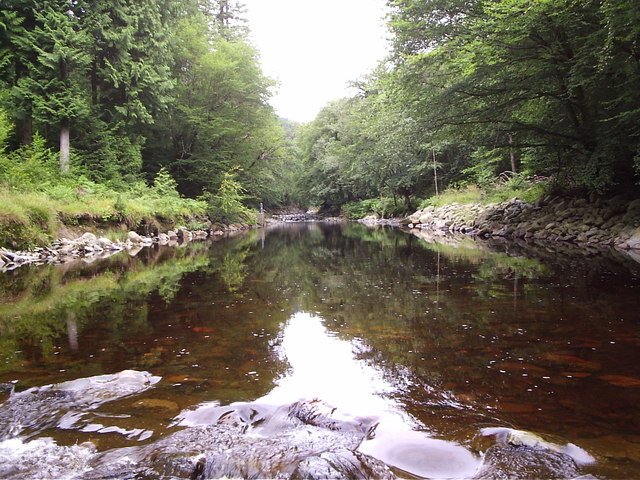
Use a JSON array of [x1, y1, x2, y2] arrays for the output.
[[60, 118, 70, 173], [21, 116, 33, 145], [432, 148, 439, 196], [67, 312, 78, 351], [508, 133, 517, 173]]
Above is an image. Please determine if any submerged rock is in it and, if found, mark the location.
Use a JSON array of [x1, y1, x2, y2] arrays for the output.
[[476, 443, 581, 480], [0, 437, 95, 480], [0, 370, 160, 440], [481, 427, 595, 466], [88, 399, 394, 480], [476, 427, 596, 479], [0, 371, 597, 480]]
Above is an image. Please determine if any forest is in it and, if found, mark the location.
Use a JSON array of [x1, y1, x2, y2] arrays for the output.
[[1, 0, 639, 241]]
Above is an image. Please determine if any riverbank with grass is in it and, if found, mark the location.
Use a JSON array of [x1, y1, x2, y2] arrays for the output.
[[0, 183, 208, 251]]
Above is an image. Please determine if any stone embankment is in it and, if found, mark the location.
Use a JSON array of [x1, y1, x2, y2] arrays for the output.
[[402, 195, 640, 250], [0, 223, 250, 271]]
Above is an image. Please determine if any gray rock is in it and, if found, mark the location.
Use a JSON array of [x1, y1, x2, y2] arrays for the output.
[[78, 232, 97, 243], [626, 198, 640, 213], [624, 227, 640, 250], [476, 443, 580, 480], [127, 231, 143, 243], [97, 237, 112, 247]]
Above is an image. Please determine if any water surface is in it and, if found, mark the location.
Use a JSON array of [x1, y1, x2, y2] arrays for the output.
[[0, 223, 639, 478]]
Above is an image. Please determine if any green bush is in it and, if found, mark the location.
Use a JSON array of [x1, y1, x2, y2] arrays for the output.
[[485, 173, 548, 203], [343, 197, 415, 219], [342, 199, 379, 219], [206, 172, 253, 225], [0, 133, 58, 190]]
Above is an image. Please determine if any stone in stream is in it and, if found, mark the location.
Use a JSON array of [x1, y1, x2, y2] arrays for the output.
[[0, 370, 160, 440], [481, 427, 595, 465], [475, 443, 582, 480], [82, 399, 394, 480], [0, 370, 596, 480], [476, 427, 596, 479], [127, 231, 144, 243]]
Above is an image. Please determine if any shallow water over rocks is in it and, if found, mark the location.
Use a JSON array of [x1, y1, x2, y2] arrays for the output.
[[0, 222, 638, 478]]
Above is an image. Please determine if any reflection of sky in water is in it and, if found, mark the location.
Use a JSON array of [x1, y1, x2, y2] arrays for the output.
[[259, 311, 481, 478], [259, 312, 399, 417]]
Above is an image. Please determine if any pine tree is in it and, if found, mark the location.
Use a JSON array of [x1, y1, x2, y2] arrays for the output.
[[10, 0, 91, 172]]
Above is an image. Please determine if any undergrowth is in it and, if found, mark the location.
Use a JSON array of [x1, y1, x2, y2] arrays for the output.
[[420, 174, 549, 209], [0, 140, 207, 249]]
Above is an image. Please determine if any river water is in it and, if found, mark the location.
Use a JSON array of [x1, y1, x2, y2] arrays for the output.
[[0, 222, 639, 479]]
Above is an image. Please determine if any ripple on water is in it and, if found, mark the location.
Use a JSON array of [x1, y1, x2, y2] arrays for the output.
[[358, 427, 481, 478]]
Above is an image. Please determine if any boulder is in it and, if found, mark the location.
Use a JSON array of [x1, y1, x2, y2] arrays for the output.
[[624, 227, 640, 250], [96, 237, 112, 248], [127, 231, 143, 243], [78, 232, 97, 244]]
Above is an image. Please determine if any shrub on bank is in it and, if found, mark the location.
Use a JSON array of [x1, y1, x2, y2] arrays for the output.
[[420, 175, 548, 209], [342, 199, 379, 219], [342, 197, 415, 219]]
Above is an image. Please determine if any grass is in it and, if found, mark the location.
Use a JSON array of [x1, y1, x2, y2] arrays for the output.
[[0, 185, 207, 249], [420, 176, 548, 209], [420, 184, 485, 208]]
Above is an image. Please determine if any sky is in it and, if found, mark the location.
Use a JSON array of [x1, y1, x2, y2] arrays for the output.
[[242, 0, 390, 123]]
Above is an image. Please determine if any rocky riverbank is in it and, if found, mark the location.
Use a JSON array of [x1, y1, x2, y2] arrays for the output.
[[401, 195, 640, 250], [0, 223, 252, 272]]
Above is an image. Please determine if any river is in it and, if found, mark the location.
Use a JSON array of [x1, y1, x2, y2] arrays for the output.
[[0, 222, 638, 479]]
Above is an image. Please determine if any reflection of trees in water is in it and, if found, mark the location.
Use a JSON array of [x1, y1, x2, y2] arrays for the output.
[[218, 249, 249, 292], [0, 245, 211, 375], [2, 224, 638, 438], [246, 223, 640, 442]]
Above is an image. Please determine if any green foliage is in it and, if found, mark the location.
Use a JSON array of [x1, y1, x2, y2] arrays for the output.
[[342, 197, 416, 219], [420, 185, 485, 208], [342, 199, 380, 219], [0, 109, 10, 150], [386, 0, 640, 194], [0, 132, 58, 189], [0, 188, 58, 248], [420, 175, 547, 209], [72, 118, 144, 185], [484, 174, 549, 204], [206, 171, 253, 225], [152, 167, 180, 198], [1, 0, 289, 210]]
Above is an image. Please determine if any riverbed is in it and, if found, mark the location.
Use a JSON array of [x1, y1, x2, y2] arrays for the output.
[[0, 222, 638, 478]]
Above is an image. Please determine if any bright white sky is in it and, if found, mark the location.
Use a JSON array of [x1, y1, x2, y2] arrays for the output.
[[242, 0, 390, 123]]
